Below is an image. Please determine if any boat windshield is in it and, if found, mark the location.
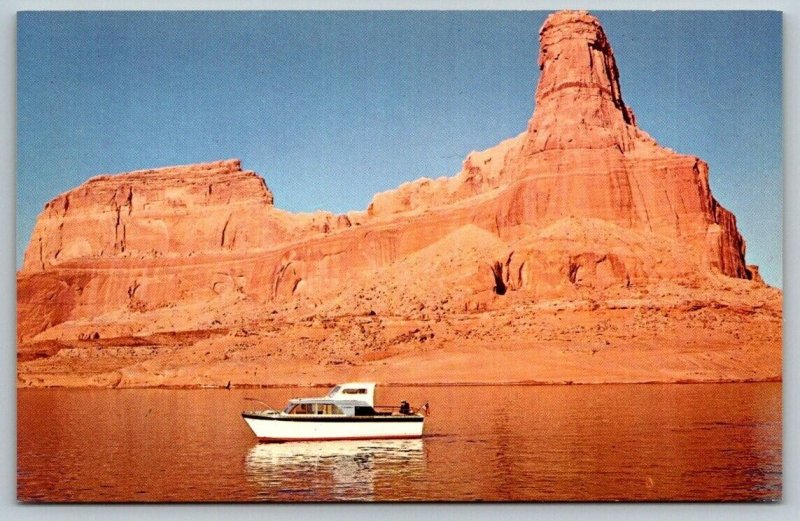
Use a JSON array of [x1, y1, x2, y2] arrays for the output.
[[327, 386, 341, 397], [285, 402, 344, 415]]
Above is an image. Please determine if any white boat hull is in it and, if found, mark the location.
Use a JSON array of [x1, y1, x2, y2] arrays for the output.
[[242, 413, 424, 442]]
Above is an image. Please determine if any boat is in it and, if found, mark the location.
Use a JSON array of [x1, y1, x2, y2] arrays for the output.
[[241, 382, 427, 442]]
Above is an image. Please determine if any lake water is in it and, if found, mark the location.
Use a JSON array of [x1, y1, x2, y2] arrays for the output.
[[17, 383, 781, 502]]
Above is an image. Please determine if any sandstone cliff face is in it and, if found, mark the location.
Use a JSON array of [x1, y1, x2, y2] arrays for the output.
[[25, 160, 273, 271], [22, 159, 362, 272], [18, 10, 763, 347], [367, 11, 750, 282]]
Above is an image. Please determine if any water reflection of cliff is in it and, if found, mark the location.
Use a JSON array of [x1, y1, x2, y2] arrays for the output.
[[244, 439, 426, 501]]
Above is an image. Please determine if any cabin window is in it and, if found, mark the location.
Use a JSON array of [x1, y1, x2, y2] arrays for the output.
[[287, 403, 313, 415], [286, 403, 344, 415], [313, 403, 344, 415], [342, 388, 367, 395], [354, 406, 377, 416]]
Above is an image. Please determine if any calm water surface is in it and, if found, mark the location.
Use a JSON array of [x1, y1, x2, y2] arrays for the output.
[[17, 383, 781, 502]]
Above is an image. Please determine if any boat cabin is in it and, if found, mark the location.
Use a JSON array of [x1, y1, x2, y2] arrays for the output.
[[282, 382, 383, 417], [282, 400, 386, 417]]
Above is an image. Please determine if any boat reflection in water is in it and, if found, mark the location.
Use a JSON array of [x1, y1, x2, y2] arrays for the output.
[[244, 439, 426, 501]]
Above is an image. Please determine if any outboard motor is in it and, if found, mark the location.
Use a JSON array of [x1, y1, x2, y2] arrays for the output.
[[399, 400, 410, 415]]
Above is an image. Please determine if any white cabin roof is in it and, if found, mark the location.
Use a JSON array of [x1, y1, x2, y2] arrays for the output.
[[326, 382, 376, 406]]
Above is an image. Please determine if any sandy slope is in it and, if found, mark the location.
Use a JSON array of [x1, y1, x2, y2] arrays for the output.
[[17, 283, 781, 388]]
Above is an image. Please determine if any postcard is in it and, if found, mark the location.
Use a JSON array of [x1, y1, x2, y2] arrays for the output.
[[16, 10, 782, 502]]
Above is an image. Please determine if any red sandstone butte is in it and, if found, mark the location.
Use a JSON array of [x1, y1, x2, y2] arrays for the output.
[[17, 11, 781, 388]]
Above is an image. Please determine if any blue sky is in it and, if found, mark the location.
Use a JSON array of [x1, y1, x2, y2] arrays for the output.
[[16, 11, 782, 286]]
